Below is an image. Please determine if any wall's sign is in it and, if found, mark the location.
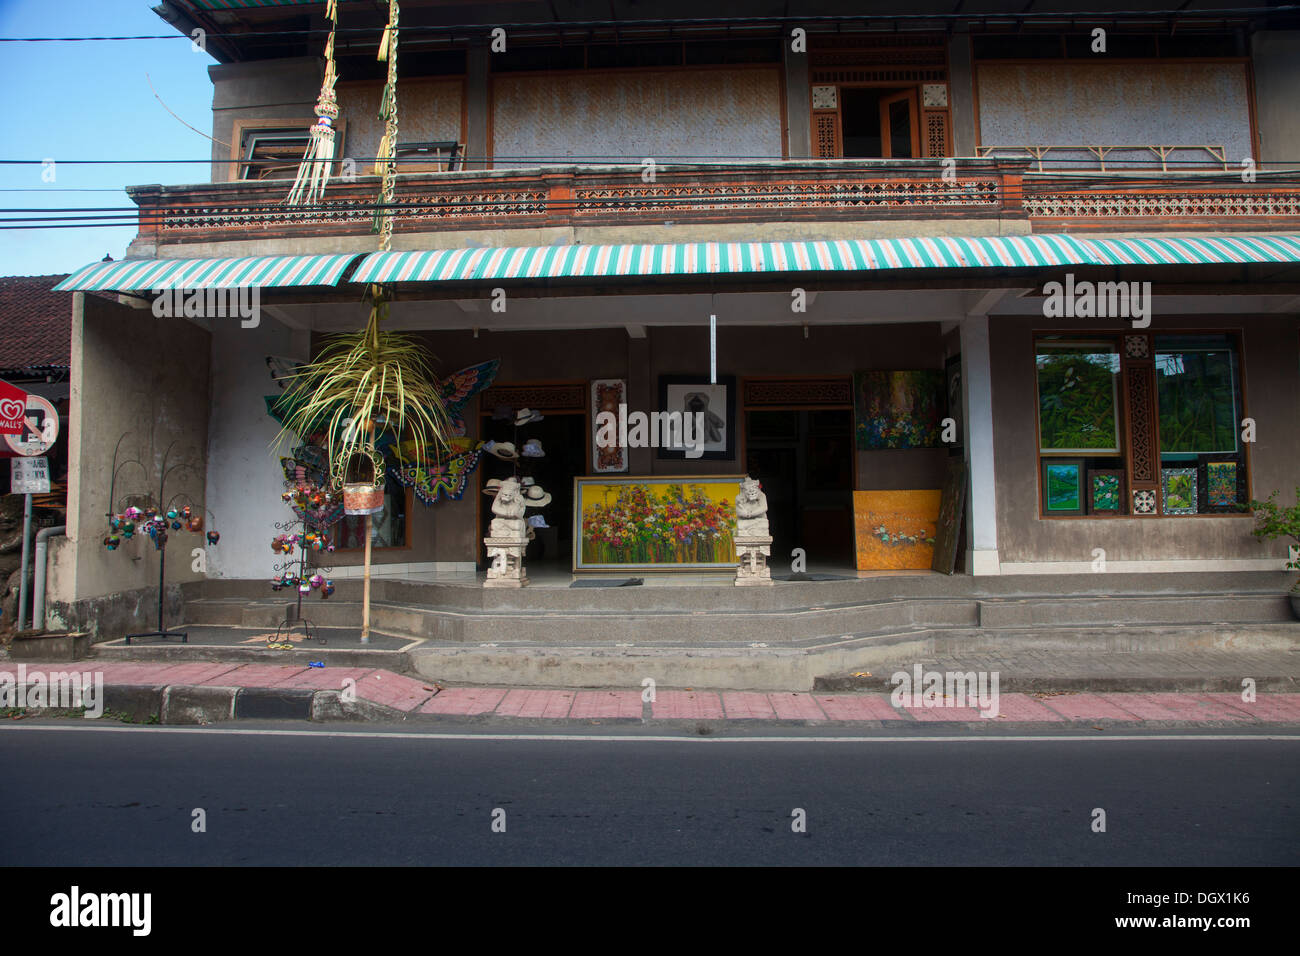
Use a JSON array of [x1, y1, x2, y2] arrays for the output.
[[0, 379, 30, 435], [3, 394, 58, 456]]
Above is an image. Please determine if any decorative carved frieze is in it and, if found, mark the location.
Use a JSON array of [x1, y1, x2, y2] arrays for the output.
[[744, 378, 852, 407]]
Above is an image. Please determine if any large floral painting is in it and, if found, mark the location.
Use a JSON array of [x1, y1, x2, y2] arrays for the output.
[[574, 476, 741, 571], [854, 370, 945, 449]]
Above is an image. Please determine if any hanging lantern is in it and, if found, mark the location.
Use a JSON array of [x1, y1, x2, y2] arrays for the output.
[[342, 449, 386, 515], [207, 531, 220, 545]]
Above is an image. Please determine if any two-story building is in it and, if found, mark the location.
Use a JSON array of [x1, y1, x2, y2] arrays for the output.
[[44, 0, 1300, 651]]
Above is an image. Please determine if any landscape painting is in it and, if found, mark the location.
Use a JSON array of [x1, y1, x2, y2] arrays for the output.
[[1041, 459, 1084, 515], [853, 489, 942, 570]]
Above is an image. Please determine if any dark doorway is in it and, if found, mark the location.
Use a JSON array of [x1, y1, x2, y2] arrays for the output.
[[478, 410, 586, 569], [839, 87, 919, 159], [745, 408, 855, 567]]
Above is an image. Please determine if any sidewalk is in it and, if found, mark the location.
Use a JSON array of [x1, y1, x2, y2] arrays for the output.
[[3, 660, 1299, 728]]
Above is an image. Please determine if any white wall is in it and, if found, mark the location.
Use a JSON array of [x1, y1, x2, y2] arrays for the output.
[[204, 317, 307, 579]]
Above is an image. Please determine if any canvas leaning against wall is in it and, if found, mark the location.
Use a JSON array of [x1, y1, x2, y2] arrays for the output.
[[573, 476, 742, 572], [853, 489, 942, 571]]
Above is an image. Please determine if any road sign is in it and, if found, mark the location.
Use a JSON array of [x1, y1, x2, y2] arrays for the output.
[[10, 456, 50, 494], [0, 379, 29, 435], [3, 394, 58, 456]]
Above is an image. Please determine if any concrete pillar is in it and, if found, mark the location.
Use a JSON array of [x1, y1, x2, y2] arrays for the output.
[[1250, 31, 1300, 169], [783, 35, 811, 160], [465, 43, 491, 169], [947, 34, 977, 158], [960, 314, 999, 575]]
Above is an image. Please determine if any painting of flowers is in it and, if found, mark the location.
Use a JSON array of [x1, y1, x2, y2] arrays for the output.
[[853, 490, 942, 570], [574, 476, 740, 571], [854, 370, 945, 449], [1206, 461, 1238, 508]]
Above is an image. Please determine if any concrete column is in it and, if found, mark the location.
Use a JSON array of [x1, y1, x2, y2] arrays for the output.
[[947, 34, 977, 158], [783, 35, 811, 160], [1250, 31, 1300, 169], [465, 43, 491, 169], [960, 314, 999, 575]]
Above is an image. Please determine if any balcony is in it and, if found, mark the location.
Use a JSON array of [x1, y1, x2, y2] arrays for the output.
[[125, 158, 1300, 250]]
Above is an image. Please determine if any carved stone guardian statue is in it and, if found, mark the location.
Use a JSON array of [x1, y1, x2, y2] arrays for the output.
[[734, 476, 773, 586]]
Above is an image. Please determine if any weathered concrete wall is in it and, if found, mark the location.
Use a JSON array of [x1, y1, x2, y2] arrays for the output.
[[989, 313, 1300, 569], [208, 57, 322, 182], [1252, 31, 1300, 168], [975, 62, 1255, 168], [490, 68, 784, 166], [46, 293, 211, 639], [204, 318, 308, 581]]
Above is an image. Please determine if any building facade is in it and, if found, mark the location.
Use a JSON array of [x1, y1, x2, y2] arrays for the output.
[[44, 0, 1300, 637]]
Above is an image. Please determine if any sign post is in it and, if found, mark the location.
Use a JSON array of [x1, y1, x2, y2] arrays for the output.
[[5, 390, 59, 631]]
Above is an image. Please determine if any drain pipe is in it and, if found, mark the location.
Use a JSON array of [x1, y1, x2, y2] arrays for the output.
[[32, 525, 66, 633]]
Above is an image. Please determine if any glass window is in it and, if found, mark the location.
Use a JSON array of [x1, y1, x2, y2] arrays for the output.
[[1154, 335, 1240, 457], [1035, 340, 1121, 454]]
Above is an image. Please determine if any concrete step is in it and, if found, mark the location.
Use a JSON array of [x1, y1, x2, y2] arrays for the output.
[[404, 623, 1300, 691]]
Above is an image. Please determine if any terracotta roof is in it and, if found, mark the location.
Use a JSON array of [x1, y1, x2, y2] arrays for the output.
[[0, 275, 72, 372]]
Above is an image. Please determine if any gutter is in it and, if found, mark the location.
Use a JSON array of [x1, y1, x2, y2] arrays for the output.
[[32, 525, 66, 632]]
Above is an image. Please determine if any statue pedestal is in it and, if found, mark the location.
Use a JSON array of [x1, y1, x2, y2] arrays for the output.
[[484, 535, 529, 588], [735, 535, 773, 586]]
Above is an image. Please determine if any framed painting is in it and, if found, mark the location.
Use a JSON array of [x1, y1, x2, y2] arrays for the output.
[[1087, 469, 1125, 515], [590, 379, 628, 473], [944, 354, 963, 451], [1041, 458, 1085, 516], [853, 489, 942, 571], [656, 375, 736, 460], [1161, 467, 1198, 515], [931, 458, 968, 575], [573, 475, 742, 571], [1201, 457, 1244, 512], [854, 370, 944, 449]]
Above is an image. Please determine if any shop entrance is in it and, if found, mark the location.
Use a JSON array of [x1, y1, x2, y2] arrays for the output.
[[745, 408, 855, 568], [478, 409, 586, 569]]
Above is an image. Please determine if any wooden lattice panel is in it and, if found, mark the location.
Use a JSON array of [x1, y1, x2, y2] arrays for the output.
[[744, 377, 852, 407], [480, 384, 586, 413], [811, 67, 947, 85], [924, 110, 950, 158], [1123, 362, 1158, 484], [814, 113, 840, 159]]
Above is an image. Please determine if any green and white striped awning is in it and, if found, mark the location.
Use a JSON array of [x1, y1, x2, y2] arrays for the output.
[[351, 235, 1095, 283], [52, 253, 358, 292], [1082, 235, 1300, 266], [53, 235, 1300, 294]]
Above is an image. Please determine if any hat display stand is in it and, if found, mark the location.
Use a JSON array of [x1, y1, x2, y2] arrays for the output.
[[482, 407, 551, 586], [101, 437, 217, 646]]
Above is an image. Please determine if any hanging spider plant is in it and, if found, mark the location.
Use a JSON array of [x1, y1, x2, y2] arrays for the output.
[[272, 286, 452, 485]]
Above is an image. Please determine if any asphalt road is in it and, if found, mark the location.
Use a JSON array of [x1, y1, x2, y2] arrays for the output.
[[1, 723, 1296, 866]]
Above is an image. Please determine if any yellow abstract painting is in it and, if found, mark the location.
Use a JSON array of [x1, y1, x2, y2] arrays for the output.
[[853, 490, 942, 570]]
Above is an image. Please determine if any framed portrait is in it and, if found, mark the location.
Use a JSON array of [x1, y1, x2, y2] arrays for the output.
[[1041, 458, 1085, 516], [590, 378, 628, 473], [573, 475, 742, 571], [1161, 467, 1198, 515], [1087, 469, 1125, 515], [656, 375, 736, 460]]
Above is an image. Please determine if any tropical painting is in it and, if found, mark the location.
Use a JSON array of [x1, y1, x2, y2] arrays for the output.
[[854, 370, 944, 449], [574, 476, 740, 571], [1089, 471, 1122, 514], [1206, 461, 1238, 508], [1161, 468, 1198, 515], [1036, 344, 1120, 453], [853, 490, 942, 570]]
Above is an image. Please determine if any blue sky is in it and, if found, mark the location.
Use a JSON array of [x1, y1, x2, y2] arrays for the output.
[[0, 0, 218, 276]]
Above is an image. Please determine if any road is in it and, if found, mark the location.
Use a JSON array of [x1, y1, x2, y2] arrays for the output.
[[1, 722, 1296, 866]]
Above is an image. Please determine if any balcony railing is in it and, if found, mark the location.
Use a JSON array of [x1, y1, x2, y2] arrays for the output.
[[126, 158, 1300, 246]]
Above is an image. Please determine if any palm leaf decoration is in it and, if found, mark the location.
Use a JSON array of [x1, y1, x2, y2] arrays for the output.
[[273, 286, 452, 486]]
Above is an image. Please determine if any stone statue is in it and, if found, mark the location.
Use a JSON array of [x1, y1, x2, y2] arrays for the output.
[[735, 476, 769, 537], [489, 477, 527, 539]]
